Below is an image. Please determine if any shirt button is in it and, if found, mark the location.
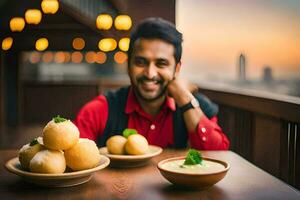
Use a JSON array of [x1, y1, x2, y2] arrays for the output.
[[201, 127, 206, 133], [150, 124, 155, 130], [202, 136, 207, 142]]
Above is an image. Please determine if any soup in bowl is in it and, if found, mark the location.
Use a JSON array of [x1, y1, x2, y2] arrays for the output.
[[157, 156, 230, 189]]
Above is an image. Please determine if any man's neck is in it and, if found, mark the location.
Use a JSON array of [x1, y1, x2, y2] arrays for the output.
[[136, 95, 166, 116]]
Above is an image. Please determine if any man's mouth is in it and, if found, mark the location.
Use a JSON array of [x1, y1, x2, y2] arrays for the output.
[[140, 80, 159, 90]]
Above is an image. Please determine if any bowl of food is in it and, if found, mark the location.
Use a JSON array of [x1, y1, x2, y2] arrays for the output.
[[157, 149, 230, 189], [5, 115, 110, 187], [99, 129, 163, 167]]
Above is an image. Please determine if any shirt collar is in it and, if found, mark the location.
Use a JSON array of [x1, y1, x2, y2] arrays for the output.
[[125, 86, 176, 114]]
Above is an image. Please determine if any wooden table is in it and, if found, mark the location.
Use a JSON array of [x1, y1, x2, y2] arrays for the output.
[[1, 150, 299, 200]]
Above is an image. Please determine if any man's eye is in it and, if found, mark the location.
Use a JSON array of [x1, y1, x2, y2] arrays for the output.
[[156, 61, 168, 68], [134, 58, 147, 66]]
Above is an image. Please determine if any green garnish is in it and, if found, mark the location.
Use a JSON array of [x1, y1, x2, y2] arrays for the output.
[[29, 138, 38, 146], [183, 149, 203, 165], [53, 115, 67, 123], [122, 128, 138, 138]]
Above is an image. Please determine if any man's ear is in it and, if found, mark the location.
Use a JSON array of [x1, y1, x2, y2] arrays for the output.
[[174, 61, 181, 78]]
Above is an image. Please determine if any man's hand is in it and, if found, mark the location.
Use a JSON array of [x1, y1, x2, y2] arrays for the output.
[[167, 78, 198, 107], [167, 78, 204, 133]]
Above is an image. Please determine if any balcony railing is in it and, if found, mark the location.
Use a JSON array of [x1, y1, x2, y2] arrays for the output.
[[198, 83, 300, 189]]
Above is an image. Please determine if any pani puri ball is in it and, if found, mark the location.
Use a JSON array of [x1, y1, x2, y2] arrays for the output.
[[43, 116, 79, 150], [125, 134, 149, 155], [18, 137, 44, 170], [106, 135, 127, 155], [64, 138, 101, 171], [29, 149, 66, 174]]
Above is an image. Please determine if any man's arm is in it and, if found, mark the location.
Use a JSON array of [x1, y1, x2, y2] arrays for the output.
[[167, 78, 230, 150], [74, 95, 108, 141], [167, 78, 203, 133]]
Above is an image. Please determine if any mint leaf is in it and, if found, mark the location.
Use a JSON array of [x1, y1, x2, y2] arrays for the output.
[[183, 149, 203, 165], [53, 115, 67, 123], [29, 138, 38, 146], [122, 128, 138, 138]]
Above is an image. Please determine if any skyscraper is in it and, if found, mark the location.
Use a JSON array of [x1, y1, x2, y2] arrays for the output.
[[238, 54, 246, 81], [262, 66, 273, 83]]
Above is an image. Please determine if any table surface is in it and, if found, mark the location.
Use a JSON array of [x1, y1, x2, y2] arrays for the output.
[[0, 149, 299, 200]]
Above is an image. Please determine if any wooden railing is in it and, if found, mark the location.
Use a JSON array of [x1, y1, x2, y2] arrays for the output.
[[20, 80, 300, 189], [199, 85, 300, 190]]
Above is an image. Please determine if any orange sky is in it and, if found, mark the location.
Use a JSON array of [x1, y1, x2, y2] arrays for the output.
[[176, 0, 300, 80]]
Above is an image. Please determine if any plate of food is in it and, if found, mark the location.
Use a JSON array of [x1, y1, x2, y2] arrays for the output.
[[157, 149, 230, 189], [5, 155, 110, 187], [99, 129, 163, 167], [5, 115, 110, 187]]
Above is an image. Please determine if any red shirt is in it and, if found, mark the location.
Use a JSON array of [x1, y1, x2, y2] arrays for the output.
[[75, 87, 230, 150]]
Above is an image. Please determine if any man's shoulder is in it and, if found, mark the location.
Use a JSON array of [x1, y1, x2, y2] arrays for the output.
[[104, 86, 130, 99], [81, 95, 107, 111]]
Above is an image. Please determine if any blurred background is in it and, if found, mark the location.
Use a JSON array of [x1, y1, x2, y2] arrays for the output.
[[0, 0, 299, 190], [178, 0, 300, 97]]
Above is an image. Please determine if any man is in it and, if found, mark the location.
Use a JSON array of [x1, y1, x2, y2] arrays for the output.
[[75, 18, 229, 150]]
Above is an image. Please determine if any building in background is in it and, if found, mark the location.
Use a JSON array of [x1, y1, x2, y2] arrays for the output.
[[238, 54, 246, 82]]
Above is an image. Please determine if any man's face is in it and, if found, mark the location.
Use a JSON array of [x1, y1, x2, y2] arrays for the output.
[[128, 38, 180, 101]]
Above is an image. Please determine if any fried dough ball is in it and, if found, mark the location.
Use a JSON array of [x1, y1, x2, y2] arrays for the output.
[[64, 138, 101, 171], [29, 149, 66, 174], [18, 137, 44, 170], [43, 119, 79, 150], [125, 134, 149, 155], [106, 135, 127, 155]]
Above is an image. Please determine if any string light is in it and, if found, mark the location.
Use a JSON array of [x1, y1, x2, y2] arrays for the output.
[[10, 17, 25, 32], [114, 51, 128, 64], [35, 38, 49, 51], [25, 9, 42, 25], [96, 14, 113, 30], [72, 37, 85, 50], [118, 38, 130, 51], [2, 37, 13, 50], [98, 38, 117, 52], [114, 15, 132, 30], [41, 0, 59, 14]]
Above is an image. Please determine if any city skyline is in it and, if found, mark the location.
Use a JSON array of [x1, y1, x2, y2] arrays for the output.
[[177, 0, 300, 80]]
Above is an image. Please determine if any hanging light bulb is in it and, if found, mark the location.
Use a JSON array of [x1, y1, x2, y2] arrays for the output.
[[96, 14, 113, 30], [98, 38, 117, 52], [2, 37, 13, 51], [118, 38, 130, 51], [10, 17, 25, 32], [41, 0, 59, 14], [35, 38, 49, 51], [25, 9, 42, 25], [85, 51, 96, 63], [72, 37, 85, 50], [114, 15, 132, 30], [71, 52, 83, 63], [114, 51, 128, 64], [95, 52, 107, 64]]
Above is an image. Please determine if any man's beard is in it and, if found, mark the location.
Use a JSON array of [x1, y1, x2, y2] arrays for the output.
[[132, 75, 168, 102]]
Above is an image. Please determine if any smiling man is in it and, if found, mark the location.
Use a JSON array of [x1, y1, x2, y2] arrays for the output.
[[75, 18, 230, 150]]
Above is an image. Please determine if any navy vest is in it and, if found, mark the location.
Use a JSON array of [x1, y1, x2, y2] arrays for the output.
[[97, 86, 218, 148]]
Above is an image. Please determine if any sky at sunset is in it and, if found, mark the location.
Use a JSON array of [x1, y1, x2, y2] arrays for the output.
[[176, 0, 300, 80]]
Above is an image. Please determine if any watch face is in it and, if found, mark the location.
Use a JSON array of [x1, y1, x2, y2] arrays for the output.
[[191, 98, 200, 108]]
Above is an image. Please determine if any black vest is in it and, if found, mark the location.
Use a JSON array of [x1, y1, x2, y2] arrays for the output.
[[97, 86, 218, 148]]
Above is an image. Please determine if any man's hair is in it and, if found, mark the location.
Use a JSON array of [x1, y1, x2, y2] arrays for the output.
[[128, 17, 183, 64]]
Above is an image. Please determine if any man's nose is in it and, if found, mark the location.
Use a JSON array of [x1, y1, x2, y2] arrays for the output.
[[144, 63, 158, 79]]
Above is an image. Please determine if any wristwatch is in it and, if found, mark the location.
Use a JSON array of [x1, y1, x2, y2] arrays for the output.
[[179, 97, 200, 113]]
